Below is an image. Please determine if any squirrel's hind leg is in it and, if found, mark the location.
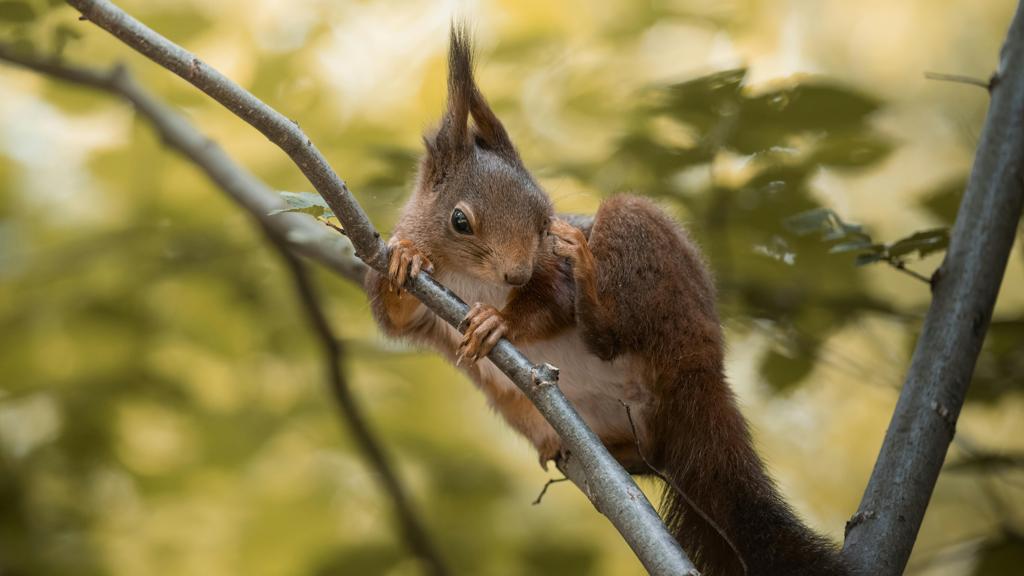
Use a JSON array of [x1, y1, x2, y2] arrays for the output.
[[567, 195, 719, 367]]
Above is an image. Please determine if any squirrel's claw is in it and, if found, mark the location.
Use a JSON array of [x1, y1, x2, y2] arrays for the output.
[[386, 238, 432, 295], [457, 303, 507, 365], [537, 440, 565, 471]]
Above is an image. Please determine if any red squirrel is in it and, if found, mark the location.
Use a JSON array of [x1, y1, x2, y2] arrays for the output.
[[365, 28, 849, 576]]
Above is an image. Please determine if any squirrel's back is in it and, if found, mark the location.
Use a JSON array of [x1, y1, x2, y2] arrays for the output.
[[582, 195, 847, 576]]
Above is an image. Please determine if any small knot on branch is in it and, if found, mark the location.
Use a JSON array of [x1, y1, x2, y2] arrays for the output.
[[530, 363, 559, 389], [930, 399, 957, 437], [845, 509, 876, 538], [929, 266, 943, 292], [988, 71, 1001, 92], [971, 309, 988, 338]]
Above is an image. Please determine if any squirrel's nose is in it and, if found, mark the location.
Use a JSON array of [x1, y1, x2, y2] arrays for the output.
[[504, 271, 531, 287]]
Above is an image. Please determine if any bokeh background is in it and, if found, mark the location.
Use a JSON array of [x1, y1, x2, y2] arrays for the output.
[[1, 0, 1023, 575]]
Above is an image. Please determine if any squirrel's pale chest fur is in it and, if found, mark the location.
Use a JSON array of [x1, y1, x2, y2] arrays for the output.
[[416, 270, 651, 452]]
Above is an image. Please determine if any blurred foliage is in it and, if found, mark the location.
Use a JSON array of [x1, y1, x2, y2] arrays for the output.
[[0, 1, 1022, 576], [971, 532, 1024, 576], [784, 207, 948, 268], [0, 0, 81, 57]]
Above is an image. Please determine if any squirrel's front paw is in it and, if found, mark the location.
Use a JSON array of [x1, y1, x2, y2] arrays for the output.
[[456, 303, 508, 366], [550, 218, 587, 262], [537, 438, 567, 471], [387, 237, 433, 295]]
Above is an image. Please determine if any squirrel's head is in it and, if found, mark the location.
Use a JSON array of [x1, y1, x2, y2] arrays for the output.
[[411, 26, 553, 288]]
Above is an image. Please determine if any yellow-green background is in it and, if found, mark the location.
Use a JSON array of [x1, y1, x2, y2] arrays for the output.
[[1, 0, 1022, 575]]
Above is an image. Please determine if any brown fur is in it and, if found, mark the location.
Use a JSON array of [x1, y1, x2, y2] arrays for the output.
[[365, 26, 849, 576]]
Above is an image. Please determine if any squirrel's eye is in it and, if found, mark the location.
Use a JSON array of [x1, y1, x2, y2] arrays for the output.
[[451, 208, 473, 235]]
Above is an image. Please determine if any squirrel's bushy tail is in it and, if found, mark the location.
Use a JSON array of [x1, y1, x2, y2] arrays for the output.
[[650, 368, 848, 576]]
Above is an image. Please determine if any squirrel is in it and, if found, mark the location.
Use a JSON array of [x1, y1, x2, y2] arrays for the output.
[[365, 27, 849, 576]]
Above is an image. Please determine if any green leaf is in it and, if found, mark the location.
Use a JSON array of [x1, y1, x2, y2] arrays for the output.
[[753, 235, 796, 265], [810, 133, 893, 169], [660, 68, 747, 136], [783, 208, 837, 235], [0, 0, 35, 22], [729, 83, 881, 155], [783, 207, 870, 242], [663, 69, 747, 114], [855, 253, 885, 266], [271, 191, 335, 219], [830, 239, 882, 254], [746, 83, 880, 133], [886, 228, 949, 258], [821, 222, 864, 242]]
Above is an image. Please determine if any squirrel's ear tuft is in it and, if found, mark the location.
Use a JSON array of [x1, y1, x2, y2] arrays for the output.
[[434, 23, 473, 156], [429, 23, 521, 169]]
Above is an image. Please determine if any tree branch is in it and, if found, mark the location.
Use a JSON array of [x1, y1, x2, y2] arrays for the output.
[[0, 45, 365, 284], [0, 44, 447, 575], [61, 1, 698, 573], [842, 2, 1024, 574], [267, 237, 451, 576]]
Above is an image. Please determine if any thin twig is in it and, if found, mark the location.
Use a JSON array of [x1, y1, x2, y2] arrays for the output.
[[323, 220, 347, 236], [0, 46, 449, 576], [884, 257, 933, 285], [532, 477, 570, 505], [61, 2, 698, 573], [618, 401, 749, 576], [924, 71, 993, 91], [268, 238, 451, 576]]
